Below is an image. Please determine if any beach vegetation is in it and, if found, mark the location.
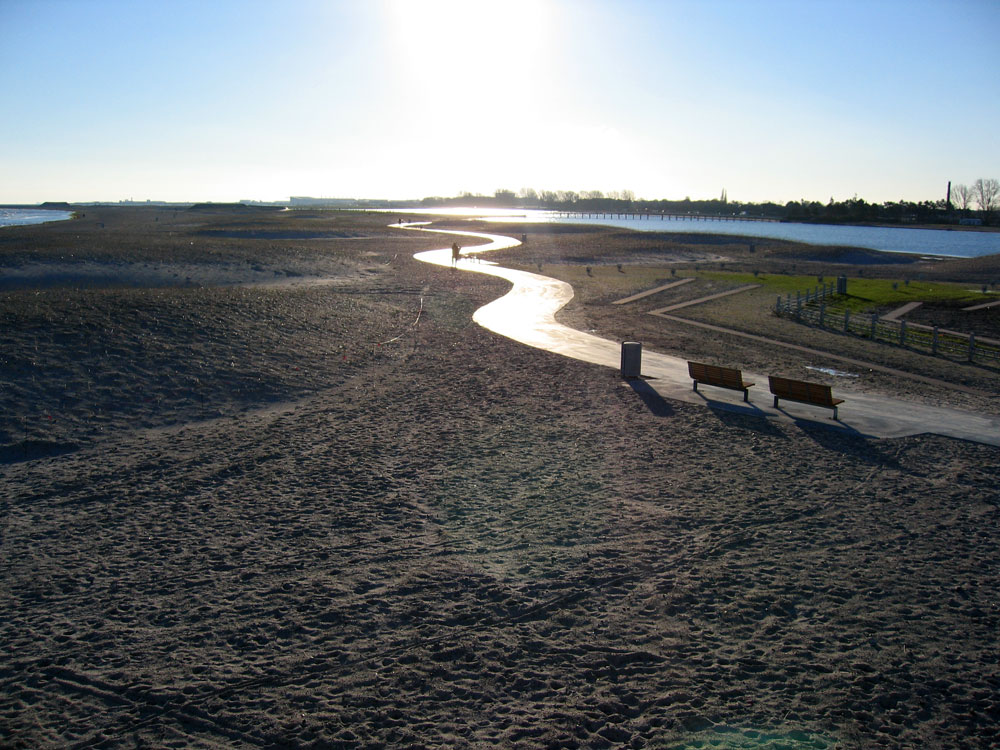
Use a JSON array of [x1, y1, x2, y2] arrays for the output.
[[698, 270, 999, 306]]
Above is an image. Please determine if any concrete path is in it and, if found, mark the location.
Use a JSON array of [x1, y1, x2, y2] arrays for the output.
[[881, 301, 923, 321], [612, 277, 694, 305], [649, 285, 760, 314], [964, 298, 1000, 311], [407, 224, 1000, 447]]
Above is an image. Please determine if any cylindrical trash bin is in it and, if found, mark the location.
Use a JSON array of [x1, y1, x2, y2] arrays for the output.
[[621, 341, 642, 378]]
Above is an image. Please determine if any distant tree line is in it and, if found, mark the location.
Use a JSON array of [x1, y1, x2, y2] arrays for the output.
[[418, 178, 1000, 226]]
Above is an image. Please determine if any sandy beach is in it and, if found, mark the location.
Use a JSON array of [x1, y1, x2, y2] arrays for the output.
[[2, 208, 998, 748]]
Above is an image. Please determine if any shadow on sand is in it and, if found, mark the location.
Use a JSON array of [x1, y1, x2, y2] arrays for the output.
[[707, 404, 786, 438], [625, 377, 675, 417], [793, 418, 901, 467], [0, 439, 79, 465]]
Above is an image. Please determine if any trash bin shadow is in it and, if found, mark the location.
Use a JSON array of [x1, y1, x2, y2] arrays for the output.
[[625, 377, 674, 417]]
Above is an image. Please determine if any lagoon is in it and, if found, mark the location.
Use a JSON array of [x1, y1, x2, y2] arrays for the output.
[[0, 208, 74, 228], [541, 213, 1000, 259], [392, 207, 1000, 259]]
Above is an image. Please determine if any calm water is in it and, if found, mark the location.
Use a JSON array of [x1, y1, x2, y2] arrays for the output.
[[541, 213, 1000, 259], [389, 208, 1000, 259], [0, 208, 74, 227]]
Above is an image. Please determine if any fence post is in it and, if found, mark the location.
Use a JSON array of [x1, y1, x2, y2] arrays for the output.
[[844, 309, 851, 332], [796, 292, 802, 319], [819, 302, 826, 327], [968, 333, 976, 362], [776, 296, 782, 314], [932, 326, 939, 355], [870, 312, 878, 340], [899, 320, 907, 346]]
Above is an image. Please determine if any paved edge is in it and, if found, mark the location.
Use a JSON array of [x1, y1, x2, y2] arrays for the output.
[[612, 277, 694, 305], [649, 285, 760, 314]]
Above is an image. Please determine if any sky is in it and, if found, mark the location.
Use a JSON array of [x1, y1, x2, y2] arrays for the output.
[[1, 0, 998, 205]]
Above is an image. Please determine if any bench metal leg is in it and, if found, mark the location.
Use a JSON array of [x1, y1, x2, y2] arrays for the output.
[[743, 388, 750, 402], [692, 380, 698, 392], [832, 406, 838, 420], [773, 396, 779, 408]]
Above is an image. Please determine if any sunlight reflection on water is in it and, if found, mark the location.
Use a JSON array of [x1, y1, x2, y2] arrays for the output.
[[0, 208, 74, 227]]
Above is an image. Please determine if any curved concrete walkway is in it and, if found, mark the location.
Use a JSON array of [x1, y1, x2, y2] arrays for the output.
[[406, 224, 1000, 447]]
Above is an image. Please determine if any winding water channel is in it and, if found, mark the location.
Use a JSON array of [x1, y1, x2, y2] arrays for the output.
[[407, 223, 1000, 447]]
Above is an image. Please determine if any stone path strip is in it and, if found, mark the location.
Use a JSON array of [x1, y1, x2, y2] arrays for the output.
[[964, 298, 1000, 311], [648, 285, 760, 314], [611, 277, 694, 305], [881, 301, 923, 321]]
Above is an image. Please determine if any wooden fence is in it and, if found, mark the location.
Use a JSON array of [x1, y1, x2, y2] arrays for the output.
[[774, 288, 1000, 367]]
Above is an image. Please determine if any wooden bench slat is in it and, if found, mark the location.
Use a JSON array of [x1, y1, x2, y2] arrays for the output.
[[688, 361, 754, 402], [768, 376, 843, 418]]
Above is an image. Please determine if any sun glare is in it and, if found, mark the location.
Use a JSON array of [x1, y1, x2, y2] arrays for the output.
[[383, 0, 551, 93], [376, 0, 566, 195]]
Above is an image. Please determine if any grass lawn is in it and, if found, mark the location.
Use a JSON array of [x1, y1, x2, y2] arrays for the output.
[[698, 270, 1000, 311]]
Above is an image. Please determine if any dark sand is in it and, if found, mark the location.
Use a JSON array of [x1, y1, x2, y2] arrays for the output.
[[1, 209, 998, 748]]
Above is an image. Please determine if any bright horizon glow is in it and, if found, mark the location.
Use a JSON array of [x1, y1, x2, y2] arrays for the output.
[[1, 0, 998, 205]]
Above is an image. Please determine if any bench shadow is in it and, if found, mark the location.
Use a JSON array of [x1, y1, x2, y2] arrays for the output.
[[706, 403, 786, 437], [790, 416, 901, 468], [691, 388, 774, 415], [625, 377, 675, 417], [678, 388, 787, 437]]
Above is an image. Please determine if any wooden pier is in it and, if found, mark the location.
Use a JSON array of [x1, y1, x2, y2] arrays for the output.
[[556, 211, 779, 223]]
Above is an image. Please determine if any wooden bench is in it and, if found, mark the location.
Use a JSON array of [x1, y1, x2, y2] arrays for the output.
[[687, 361, 754, 402], [768, 376, 844, 419]]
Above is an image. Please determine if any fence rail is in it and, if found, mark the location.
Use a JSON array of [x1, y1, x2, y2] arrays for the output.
[[775, 290, 1000, 367]]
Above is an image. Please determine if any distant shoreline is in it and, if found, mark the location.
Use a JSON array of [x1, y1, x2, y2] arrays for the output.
[[3, 203, 997, 258], [2, 202, 997, 233]]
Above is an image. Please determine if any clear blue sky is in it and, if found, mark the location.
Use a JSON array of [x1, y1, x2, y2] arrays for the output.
[[1, 0, 997, 204]]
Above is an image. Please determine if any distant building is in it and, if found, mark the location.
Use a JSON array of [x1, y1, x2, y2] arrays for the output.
[[959, 217, 983, 226]]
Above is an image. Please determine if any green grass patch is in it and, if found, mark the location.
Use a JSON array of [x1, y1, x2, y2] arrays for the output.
[[839, 277, 994, 305], [698, 270, 819, 294]]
